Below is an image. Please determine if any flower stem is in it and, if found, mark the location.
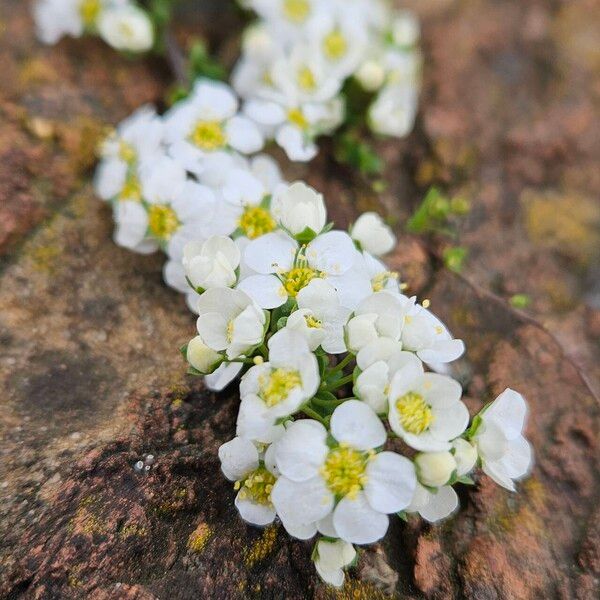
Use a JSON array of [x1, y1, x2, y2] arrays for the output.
[[328, 352, 354, 375], [301, 405, 328, 425], [323, 374, 354, 391]]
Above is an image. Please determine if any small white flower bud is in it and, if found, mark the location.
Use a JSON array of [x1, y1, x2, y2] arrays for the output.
[[345, 314, 379, 353], [271, 182, 327, 236], [351, 212, 396, 256], [452, 439, 477, 476], [356, 60, 386, 92], [187, 336, 222, 374], [415, 451, 457, 488]]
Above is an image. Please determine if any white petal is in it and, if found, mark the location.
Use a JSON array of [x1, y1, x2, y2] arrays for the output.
[[204, 362, 243, 391], [219, 437, 259, 481], [306, 231, 355, 275], [429, 402, 470, 441], [275, 420, 328, 482], [418, 339, 465, 364], [235, 494, 276, 526], [419, 485, 459, 523], [237, 274, 287, 309], [484, 388, 528, 440], [276, 125, 318, 162], [280, 518, 317, 540], [196, 313, 229, 351], [500, 435, 533, 479], [330, 400, 386, 450], [333, 492, 389, 545], [271, 476, 334, 526], [226, 115, 264, 154], [244, 232, 297, 274], [364, 452, 416, 513]]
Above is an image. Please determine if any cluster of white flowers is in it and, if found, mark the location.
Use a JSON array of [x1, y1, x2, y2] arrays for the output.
[[33, 0, 154, 52], [92, 79, 532, 587], [234, 0, 422, 160]]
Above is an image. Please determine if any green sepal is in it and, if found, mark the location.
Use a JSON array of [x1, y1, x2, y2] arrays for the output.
[[294, 226, 318, 245], [396, 510, 409, 522]]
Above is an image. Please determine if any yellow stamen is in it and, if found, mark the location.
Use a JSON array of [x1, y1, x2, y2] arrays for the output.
[[283, 267, 321, 297], [259, 368, 302, 407], [238, 205, 276, 239], [287, 108, 309, 130], [297, 66, 317, 91], [118, 141, 137, 165], [283, 0, 310, 23], [396, 391, 433, 435], [422, 299, 431, 308], [305, 314, 322, 329], [323, 29, 347, 60], [226, 320, 235, 343], [371, 270, 399, 292], [148, 204, 180, 240], [118, 174, 142, 202], [79, 0, 101, 27], [320, 444, 372, 499], [190, 120, 226, 151], [235, 467, 276, 505]]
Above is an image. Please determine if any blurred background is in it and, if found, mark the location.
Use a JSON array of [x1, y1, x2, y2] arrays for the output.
[[0, 1, 598, 598]]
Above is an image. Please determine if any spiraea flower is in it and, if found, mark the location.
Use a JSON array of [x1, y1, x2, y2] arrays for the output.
[[272, 401, 416, 543], [270, 181, 327, 237], [313, 539, 357, 588], [387, 361, 469, 452], [183, 236, 241, 292], [97, 4, 153, 53], [472, 389, 533, 491], [351, 212, 396, 257]]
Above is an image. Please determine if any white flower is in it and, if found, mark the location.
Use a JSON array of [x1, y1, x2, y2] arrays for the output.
[[452, 438, 477, 476], [33, 0, 106, 44], [204, 362, 244, 392], [369, 83, 418, 138], [249, 0, 325, 43], [218, 437, 279, 526], [390, 11, 420, 48], [112, 201, 158, 254], [407, 483, 458, 523], [285, 279, 351, 353], [313, 539, 356, 588], [186, 335, 222, 374], [473, 389, 532, 491], [362, 252, 401, 294], [414, 451, 457, 488], [270, 181, 327, 236], [354, 338, 422, 413], [387, 361, 469, 452], [183, 236, 241, 291], [345, 291, 411, 353], [401, 299, 465, 364], [196, 288, 266, 360], [97, 4, 153, 53], [239, 230, 358, 309], [271, 401, 416, 544], [236, 329, 319, 442], [165, 79, 263, 176], [94, 105, 163, 203], [351, 212, 396, 256]]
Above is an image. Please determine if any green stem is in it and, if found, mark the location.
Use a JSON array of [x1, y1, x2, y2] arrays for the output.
[[328, 353, 353, 375], [323, 374, 354, 391], [301, 405, 328, 425], [311, 395, 347, 409]]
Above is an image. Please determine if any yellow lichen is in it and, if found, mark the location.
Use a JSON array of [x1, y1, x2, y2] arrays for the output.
[[187, 522, 213, 553], [244, 524, 279, 567]]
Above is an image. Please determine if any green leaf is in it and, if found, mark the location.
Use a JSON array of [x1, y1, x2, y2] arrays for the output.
[[179, 343, 188, 359], [406, 187, 450, 233], [396, 510, 409, 522], [188, 39, 227, 82], [276, 316, 288, 330], [334, 130, 383, 175], [443, 246, 468, 273]]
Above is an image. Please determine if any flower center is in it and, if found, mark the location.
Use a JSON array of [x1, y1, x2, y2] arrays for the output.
[[259, 368, 302, 407], [297, 66, 317, 92], [148, 204, 180, 240], [238, 205, 276, 240], [287, 108, 309, 130], [305, 314, 322, 329], [396, 391, 434, 435], [118, 174, 142, 202], [234, 467, 276, 506], [79, 0, 101, 27], [371, 271, 399, 292], [321, 445, 372, 499], [283, 0, 310, 23], [226, 319, 235, 343], [118, 141, 137, 165], [283, 267, 321, 297], [323, 30, 347, 60], [190, 120, 226, 151]]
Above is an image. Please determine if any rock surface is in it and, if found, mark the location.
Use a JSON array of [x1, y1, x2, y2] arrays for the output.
[[1, 0, 599, 599]]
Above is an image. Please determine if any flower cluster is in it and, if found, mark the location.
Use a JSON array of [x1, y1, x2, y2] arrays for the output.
[[234, 0, 422, 160], [179, 180, 533, 586], [33, 0, 154, 52]]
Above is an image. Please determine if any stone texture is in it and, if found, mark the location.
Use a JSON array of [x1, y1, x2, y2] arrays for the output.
[[0, 0, 599, 599]]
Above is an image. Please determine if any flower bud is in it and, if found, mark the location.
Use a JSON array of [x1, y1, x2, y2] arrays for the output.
[[415, 451, 457, 487], [187, 335, 222, 374], [271, 182, 327, 236], [345, 314, 379, 353], [391, 12, 420, 47], [356, 60, 386, 92], [183, 236, 240, 290], [314, 539, 356, 588], [98, 6, 154, 53], [351, 212, 396, 256], [452, 439, 477, 476]]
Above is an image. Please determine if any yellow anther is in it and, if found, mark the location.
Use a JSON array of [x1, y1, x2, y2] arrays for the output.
[[297, 66, 317, 91], [259, 368, 302, 407], [238, 205, 276, 239], [283, 267, 321, 297], [118, 141, 137, 165], [323, 29, 347, 60], [235, 467, 276, 505], [190, 120, 226, 151], [226, 320, 235, 343], [253, 356, 264, 365], [422, 299, 431, 309], [305, 314, 323, 329], [283, 0, 310, 23], [396, 391, 433, 435], [287, 108, 309, 130], [148, 204, 180, 240], [118, 174, 142, 202], [371, 270, 399, 292], [320, 446, 371, 499], [79, 0, 101, 27]]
